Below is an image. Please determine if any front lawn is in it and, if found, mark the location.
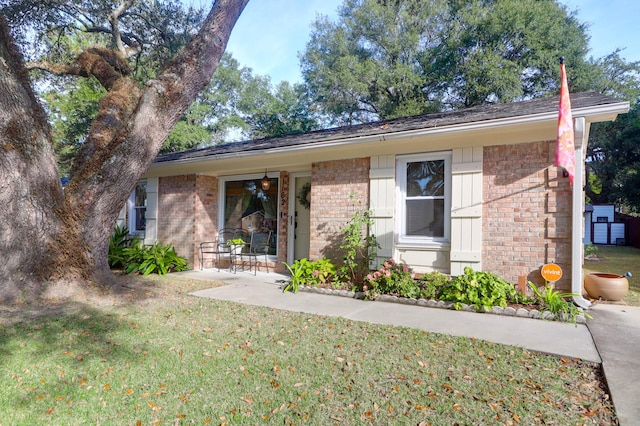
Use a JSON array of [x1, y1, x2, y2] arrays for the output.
[[0, 274, 615, 424], [584, 245, 640, 306]]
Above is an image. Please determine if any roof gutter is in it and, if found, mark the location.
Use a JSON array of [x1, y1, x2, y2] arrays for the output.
[[150, 101, 629, 169], [571, 117, 592, 309]]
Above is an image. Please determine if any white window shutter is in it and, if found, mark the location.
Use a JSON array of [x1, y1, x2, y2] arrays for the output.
[[369, 155, 395, 266], [450, 147, 483, 275]]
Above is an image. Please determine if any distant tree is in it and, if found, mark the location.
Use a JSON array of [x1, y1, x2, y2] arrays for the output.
[[301, 0, 446, 124], [241, 81, 320, 139], [582, 52, 640, 213], [44, 77, 106, 176], [170, 53, 320, 146], [587, 102, 640, 214], [301, 0, 603, 124], [582, 51, 640, 102], [430, 0, 596, 107]]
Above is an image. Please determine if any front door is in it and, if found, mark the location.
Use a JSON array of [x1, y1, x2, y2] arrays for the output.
[[288, 173, 311, 262]]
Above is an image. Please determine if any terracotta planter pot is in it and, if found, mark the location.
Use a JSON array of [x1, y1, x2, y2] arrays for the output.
[[584, 272, 629, 301]]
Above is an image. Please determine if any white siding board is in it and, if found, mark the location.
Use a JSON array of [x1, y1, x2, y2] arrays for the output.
[[583, 212, 592, 244], [450, 148, 482, 275], [592, 223, 608, 244], [116, 205, 127, 228], [397, 248, 450, 274], [611, 223, 625, 243], [144, 177, 159, 246], [452, 161, 483, 174], [592, 205, 614, 222], [370, 168, 395, 179], [370, 155, 396, 265]]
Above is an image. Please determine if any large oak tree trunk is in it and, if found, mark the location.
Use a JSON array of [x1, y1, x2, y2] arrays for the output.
[[0, 18, 71, 301], [0, 0, 249, 303]]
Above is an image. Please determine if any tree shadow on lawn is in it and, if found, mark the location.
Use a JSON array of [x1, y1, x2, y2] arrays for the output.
[[0, 302, 139, 411], [0, 302, 130, 360], [0, 272, 220, 408]]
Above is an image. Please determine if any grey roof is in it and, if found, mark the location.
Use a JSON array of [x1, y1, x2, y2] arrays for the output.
[[155, 92, 621, 164]]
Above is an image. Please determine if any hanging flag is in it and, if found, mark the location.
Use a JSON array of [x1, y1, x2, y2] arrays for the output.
[[555, 57, 575, 186]]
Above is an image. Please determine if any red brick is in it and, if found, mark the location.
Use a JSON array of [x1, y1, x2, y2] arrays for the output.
[[483, 141, 572, 290]]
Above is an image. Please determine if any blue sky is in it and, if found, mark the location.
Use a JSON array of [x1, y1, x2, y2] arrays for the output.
[[186, 0, 640, 85]]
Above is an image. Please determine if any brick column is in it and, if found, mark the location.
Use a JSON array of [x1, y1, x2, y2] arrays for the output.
[[483, 141, 572, 289], [309, 158, 370, 261], [157, 175, 220, 269]]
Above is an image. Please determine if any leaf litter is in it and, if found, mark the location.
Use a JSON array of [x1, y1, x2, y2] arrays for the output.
[[0, 274, 617, 424]]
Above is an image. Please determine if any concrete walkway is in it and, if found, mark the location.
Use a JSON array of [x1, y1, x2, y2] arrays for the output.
[[587, 304, 640, 425], [178, 269, 640, 425]]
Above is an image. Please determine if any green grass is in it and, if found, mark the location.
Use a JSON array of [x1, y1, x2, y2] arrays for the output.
[[0, 275, 615, 425], [584, 245, 640, 306]]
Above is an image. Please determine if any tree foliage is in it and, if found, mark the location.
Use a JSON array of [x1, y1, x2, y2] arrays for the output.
[[300, 0, 631, 124], [1, 0, 207, 77], [301, 0, 447, 124], [587, 103, 640, 214], [44, 77, 106, 176], [430, 0, 593, 106], [172, 54, 320, 147], [1, 0, 213, 173]]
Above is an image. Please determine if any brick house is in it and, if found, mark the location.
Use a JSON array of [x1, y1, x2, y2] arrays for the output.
[[122, 92, 628, 306]]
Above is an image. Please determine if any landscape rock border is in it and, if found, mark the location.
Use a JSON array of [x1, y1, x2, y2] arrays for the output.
[[292, 285, 587, 324]]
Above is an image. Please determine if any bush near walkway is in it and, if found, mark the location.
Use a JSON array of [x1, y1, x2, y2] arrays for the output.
[[287, 257, 584, 322]]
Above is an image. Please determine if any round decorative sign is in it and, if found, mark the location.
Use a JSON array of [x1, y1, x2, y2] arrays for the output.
[[541, 263, 563, 282]]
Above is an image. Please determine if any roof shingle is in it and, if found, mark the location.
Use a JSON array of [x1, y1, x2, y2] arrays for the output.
[[154, 92, 621, 164]]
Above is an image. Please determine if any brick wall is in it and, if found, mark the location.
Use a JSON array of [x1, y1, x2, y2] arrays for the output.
[[194, 175, 218, 269], [309, 158, 370, 261], [483, 141, 572, 290], [158, 175, 196, 266], [158, 175, 220, 268]]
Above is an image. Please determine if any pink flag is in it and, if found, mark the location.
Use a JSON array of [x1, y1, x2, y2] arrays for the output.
[[555, 58, 575, 185]]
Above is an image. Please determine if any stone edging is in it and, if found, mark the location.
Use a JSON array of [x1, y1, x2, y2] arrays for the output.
[[293, 285, 587, 324]]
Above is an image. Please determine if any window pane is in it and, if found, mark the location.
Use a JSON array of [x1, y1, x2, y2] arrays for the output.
[[406, 199, 444, 238], [135, 182, 147, 207], [224, 178, 278, 255], [406, 160, 444, 197], [135, 207, 146, 231]]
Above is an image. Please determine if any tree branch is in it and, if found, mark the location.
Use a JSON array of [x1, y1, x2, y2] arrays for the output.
[[25, 61, 86, 77], [84, 26, 142, 58], [109, 0, 138, 57]]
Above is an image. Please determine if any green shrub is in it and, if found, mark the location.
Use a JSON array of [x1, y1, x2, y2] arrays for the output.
[[584, 244, 599, 256], [528, 282, 590, 323], [122, 241, 189, 275], [440, 267, 518, 311], [415, 271, 451, 300], [336, 194, 379, 286], [364, 259, 419, 300], [282, 258, 337, 293], [108, 225, 139, 268]]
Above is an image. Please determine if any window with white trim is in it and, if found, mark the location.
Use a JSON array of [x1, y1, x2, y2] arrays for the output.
[[396, 152, 451, 245], [128, 181, 147, 235]]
